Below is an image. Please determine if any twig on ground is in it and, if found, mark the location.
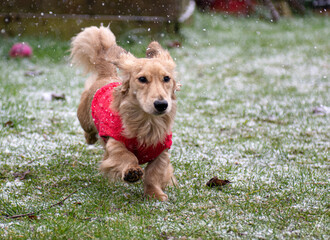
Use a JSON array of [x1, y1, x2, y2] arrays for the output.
[[5, 185, 89, 219], [48, 188, 80, 208]]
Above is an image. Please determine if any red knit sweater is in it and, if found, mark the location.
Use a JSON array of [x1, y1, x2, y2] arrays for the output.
[[91, 82, 172, 164]]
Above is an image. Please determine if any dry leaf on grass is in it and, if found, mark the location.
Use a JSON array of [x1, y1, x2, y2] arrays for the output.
[[42, 93, 66, 101], [312, 105, 330, 115], [206, 177, 231, 188], [28, 215, 38, 220], [4, 121, 14, 128], [13, 169, 31, 180], [24, 70, 44, 77], [51, 93, 66, 100], [167, 40, 182, 48]]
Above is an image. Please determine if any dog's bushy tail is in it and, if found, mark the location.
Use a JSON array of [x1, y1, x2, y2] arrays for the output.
[[70, 26, 118, 78]]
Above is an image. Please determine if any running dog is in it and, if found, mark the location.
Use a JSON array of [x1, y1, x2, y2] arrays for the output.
[[70, 26, 180, 201]]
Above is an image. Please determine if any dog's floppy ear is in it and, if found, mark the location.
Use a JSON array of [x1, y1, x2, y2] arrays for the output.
[[146, 41, 173, 61], [112, 52, 137, 73], [146, 41, 175, 69], [146, 42, 163, 58], [147, 41, 180, 93], [112, 53, 137, 95]]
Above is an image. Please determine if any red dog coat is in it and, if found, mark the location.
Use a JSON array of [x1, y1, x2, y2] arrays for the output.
[[91, 82, 172, 164]]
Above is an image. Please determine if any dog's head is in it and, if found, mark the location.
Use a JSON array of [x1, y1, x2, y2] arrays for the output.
[[112, 42, 179, 116]]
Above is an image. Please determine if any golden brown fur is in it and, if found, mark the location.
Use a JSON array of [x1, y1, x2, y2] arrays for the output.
[[70, 26, 179, 201]]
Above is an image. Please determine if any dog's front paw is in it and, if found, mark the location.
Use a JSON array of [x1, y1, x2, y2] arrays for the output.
[[123, 167, 143, 183]]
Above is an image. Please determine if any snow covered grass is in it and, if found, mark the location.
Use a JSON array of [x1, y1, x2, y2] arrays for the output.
[[1, 13, 329, 239]]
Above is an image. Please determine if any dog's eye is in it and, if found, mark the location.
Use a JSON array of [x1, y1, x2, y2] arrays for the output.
[[138, 77, 148, 83], [163, 76, 171, 83]]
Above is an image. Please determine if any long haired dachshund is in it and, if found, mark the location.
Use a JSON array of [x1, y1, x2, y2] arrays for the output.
[[70, 26, 180, 201]]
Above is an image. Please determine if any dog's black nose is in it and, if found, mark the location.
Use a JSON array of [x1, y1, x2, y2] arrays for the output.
[[154, 100, 168, 112]]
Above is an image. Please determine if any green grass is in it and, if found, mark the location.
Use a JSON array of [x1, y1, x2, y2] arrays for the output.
[[1, 13, 329, 239]]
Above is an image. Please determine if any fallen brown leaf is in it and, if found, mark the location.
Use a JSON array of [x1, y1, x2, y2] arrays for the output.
[[312, 105, 330, 115], [51, 93, 66, 100], [167, 40, 182, 48], [24, 70, 44, 77], [13, 169, 31, 180], [42, 92, 66, 101], [206, 177, 231, 188], [28, 215, 38, 220], [4, 121, 14, 128]]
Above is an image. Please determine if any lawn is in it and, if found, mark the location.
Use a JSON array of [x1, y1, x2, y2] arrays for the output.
[[0, 12, 329, 239]]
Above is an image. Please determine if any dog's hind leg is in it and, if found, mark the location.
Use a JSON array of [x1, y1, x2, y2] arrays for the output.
[[84, 131, 98, 145], [77, 89, 99, 145], [100, 138, 143, 183], [144, 150, 176, 201]]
